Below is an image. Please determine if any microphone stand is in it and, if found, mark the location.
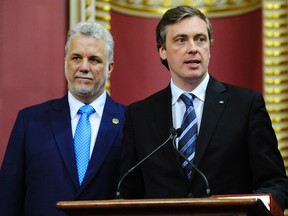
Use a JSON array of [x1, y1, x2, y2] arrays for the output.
[[116, 129, 180, 199], [171, 135, 211, 197]]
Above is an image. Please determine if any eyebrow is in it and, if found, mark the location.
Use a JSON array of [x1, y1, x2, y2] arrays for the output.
[[172, 32, 208, 39], [195, 32, 208, 38], [173, 33, 188, 38], [171, 34, 188, 42]]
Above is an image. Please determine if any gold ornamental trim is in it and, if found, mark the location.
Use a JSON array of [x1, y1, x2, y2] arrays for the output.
[[265, 68, 288, 75], [110, 0, 262, 18]]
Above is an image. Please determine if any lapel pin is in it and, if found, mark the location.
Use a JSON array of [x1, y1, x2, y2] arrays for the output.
[[112, 118, 119, 124], [219, 100, 224, 104]]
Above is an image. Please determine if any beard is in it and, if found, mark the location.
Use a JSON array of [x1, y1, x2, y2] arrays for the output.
[[64, 61, 108, 99], [69, 75, 107, 98]]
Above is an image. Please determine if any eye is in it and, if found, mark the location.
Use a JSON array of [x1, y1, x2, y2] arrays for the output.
[[71, 55, 81, 62], [89, 56, 102, 64], [175, 37, 187, 44], [195, 35, 207, 44]]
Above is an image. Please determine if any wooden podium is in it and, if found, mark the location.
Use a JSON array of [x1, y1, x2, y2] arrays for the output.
[[56, 194, 283, 216]]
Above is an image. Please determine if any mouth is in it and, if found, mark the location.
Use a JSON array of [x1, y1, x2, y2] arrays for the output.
[[77, 77, 92, 79], [75, 76, 93, 81], [75, 77, 93, 85], [184, 59, 201, 65]]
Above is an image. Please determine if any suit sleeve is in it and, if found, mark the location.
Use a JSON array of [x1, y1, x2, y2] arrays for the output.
[[248, 92, 288, 210], [0, 111, 26, 216]]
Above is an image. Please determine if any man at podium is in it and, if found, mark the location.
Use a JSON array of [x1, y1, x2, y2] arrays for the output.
[[119, 5, 288, 212]]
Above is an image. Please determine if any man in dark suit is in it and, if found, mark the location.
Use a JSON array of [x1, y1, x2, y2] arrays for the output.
[[119, 5, 288, 211], [0, 22, 125, 216]]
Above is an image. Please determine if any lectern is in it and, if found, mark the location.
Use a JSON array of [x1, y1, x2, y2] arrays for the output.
[[56, 194, 283, 216]]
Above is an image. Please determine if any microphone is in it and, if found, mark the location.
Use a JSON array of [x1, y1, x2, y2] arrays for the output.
[[172, 134, 211, 197], [169, 127, 183, 137], [115, 128, 182, 199]]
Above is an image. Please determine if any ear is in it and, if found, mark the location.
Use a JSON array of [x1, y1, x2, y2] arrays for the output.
[[107, 63, 114, 78], [159, 46, 167, 61]]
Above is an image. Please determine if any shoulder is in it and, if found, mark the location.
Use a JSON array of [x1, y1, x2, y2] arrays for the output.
[[105, 94, 126, 114], [127, 86, 171, 111], [19, 95, 68, 116], [209, 76, 262, 100]]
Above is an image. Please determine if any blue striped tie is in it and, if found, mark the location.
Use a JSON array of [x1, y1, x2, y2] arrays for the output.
[[178, 93, 197, 180], [74, 105, 95, 185]]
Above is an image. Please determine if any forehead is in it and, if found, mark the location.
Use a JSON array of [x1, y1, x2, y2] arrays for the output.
[[166, 16, 208, 37], [68, 35, 106, 54]]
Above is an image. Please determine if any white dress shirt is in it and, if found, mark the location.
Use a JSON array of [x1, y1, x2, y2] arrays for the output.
[[68, 91, 106, 158], [171, 73, 210, 137]]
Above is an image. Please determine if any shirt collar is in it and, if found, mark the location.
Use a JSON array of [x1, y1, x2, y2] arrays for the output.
[[68, 91, 107, 119], [171, 73, 210, 105]]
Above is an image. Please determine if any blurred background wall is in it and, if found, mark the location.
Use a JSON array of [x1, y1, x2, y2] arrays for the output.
[[0, 0, 68, 164]]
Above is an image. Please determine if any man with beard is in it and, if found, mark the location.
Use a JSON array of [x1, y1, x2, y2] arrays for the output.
[[0, 22, 125, 216]]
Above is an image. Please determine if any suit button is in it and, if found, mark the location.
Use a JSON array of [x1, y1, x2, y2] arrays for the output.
[[188, 193, 194, 198]]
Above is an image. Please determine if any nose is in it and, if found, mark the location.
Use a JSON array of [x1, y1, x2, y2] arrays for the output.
[[79, 59, 90, 72], [187, 41, 197, 53]]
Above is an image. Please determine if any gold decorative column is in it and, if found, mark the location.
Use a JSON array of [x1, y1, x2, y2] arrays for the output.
[[263, 1, 288, 213], [263, 0, 288, 170], [69, 0, 111, 29]]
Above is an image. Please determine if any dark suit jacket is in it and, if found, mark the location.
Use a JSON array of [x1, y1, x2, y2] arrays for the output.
[[0, 93, 125, 216], [119, 76, 288, 210]]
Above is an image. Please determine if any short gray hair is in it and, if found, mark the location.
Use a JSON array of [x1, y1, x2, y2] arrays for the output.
[[65, 22, 114, 64]]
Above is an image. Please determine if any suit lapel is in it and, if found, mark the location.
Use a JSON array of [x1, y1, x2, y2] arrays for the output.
[[193, 76, 228, 167], [80, 94, 124, 189], [49, 95, 79, 189], [152, 86, 174, 139], [152, 86, 185, 176]]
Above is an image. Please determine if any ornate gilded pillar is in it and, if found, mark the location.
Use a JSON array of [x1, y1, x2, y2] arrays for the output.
[[69, 0, 111, 29], [263, 1, 288, 214], [263, 0, 288, 169]]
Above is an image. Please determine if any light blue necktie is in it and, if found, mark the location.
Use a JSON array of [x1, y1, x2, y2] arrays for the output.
[[74, 105, 95, 185], [178, 93, 198, 180]]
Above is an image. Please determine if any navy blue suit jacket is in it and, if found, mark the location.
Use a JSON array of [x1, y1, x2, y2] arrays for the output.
[[0, 93, 125, 216]]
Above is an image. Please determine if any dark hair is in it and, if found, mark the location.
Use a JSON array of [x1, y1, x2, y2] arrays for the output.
[[156, 5, 213, 69]]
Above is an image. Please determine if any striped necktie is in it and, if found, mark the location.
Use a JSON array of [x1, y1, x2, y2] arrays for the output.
[[74, 104, 95, 185], [178, 93, 198, 180]]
